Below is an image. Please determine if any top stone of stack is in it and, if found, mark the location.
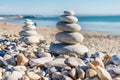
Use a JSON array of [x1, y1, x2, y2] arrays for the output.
[[64, 10, 75, 16], [24, 19, 34, 25]]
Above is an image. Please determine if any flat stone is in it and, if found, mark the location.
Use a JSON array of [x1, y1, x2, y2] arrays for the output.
[[111, 54, 120, 65], [17, 53, 28, 66], [24, 19, 34, 25], [24, 36, 40, 44], [29, 57, 53, 66], [50, 43, 88, 55], [44, 58, 67, 68], [64, 10, 75, 16], [56, 22, 81, 32], [60, 15, 78, 23], [95, 66, 112, 80], [23, 25, 36, 30], [19, 30, 37, 37], [65, 57, 86, 67], [55, 32, 84, 44]]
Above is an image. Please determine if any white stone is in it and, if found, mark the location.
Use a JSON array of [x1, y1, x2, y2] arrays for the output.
[[65, 57, 86, 67], [56, 22, 81, 32], [24, 19, 34, 25], [56, 32, 84, 44], [60, 15, 78, 23], [24, 36, 40, 44], [44, 58, 68, 68], [4, 71, 23, 80], [64, 10, 75, 16], [19, 30, 37, 37], [23, 25, 36, 30], [50, 43, 88, 55]]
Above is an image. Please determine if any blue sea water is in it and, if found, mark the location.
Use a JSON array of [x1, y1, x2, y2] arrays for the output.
[[1, 15, 120, 34]]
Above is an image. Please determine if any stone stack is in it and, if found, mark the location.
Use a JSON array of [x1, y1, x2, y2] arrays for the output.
[[50, 10, 88, 56], [19, 19, 40, 44]]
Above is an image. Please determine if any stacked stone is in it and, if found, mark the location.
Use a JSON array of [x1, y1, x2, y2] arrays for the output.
[[19, 19, 40, 44], [50, 10, 88, 55]]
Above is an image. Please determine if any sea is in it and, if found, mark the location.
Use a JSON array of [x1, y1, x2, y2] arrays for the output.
[[0, 15, 120, 34]]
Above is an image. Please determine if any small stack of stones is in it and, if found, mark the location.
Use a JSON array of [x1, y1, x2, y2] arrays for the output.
[[19, 19, 40, 44], [50, 10, 88, 56]]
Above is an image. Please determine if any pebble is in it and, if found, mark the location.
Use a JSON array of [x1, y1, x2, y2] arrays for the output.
[[91, 60, 104, 68], [113, 65, 120, 74], [65, 57, 86, 67], [4, 54, 16, 66], [56, 32, 84, 44], [77, 69, 85, 79], [63, 75, 73, 80], [38, 52, 51, 57], [56, 21, 81, 32], [44, 58, 67, 68], [27, 71, 40, 80], [60, 15, 78, 23], [64, 10, 75, 16], [87, 62, 96, 69], [50, 43, 88, 55], [4, 71, 23, 80], [17, 53, 28, 65], [95, 66, 112, 80], [21, 75, 30, 80], [68, 68, 76, 79], [13, 66, 26, 75], [86, 69, 97, 78], [111, 54, 120, 65], [29, 57, 53, 66]]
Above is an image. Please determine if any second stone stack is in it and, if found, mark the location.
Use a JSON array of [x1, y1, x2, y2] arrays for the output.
[[50, 10, 88, 56]]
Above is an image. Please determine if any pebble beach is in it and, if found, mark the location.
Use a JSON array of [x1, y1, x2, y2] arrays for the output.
[[0, 11, 120, 80]]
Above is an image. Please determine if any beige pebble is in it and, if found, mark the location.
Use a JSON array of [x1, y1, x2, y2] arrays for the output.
[[17, 53, 28, 65]]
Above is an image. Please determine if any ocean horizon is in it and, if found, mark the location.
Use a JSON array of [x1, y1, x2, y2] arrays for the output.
[[0, 15, 120, 34]]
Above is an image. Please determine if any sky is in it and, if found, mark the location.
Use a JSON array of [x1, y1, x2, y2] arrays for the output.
[[0, 0, 120, 15]]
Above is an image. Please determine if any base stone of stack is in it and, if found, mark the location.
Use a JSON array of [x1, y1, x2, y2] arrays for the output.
[[55, 32, 84, 44], [56, 22, 81, 32], [50, 43, 88, 55]]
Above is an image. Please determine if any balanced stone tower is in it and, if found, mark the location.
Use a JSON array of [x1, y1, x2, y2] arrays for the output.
[[19, 19, 40, 44], [50, 10, 88, 55]]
